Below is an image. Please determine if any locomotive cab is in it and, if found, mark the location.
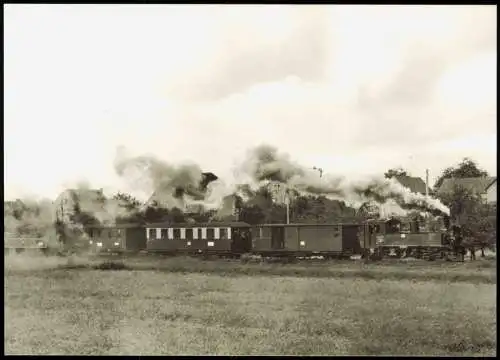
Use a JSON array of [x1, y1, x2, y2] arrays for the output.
[[369, 215, 451, 260]]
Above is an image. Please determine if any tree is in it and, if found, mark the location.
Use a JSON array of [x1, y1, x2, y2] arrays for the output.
[[292, 195, 357, 223], [170, 207, 186, 223], [113, 192, 145, 224], [264, 204, 287, 223], [143, 202, 170, 223], [239, 204, 267, 224], [384, 167, 409, 179], [236, 185, 358, 224], [434, 157, 489, 191], [440, 184, 496, 257], [113, 192, 143, 211]]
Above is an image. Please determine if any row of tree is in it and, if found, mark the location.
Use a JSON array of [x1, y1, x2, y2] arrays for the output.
[[110, 188, 359, 226]]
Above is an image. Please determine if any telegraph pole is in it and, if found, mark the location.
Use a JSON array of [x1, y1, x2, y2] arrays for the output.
[[313, 166, 323, 178], [312, 166, 323, 222], [425, 169, 429, 199], [285, 188, 290, 224], [272, 182, 290, 224]]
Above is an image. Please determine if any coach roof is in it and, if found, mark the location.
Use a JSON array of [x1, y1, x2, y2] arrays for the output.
[[146, 221, 251, 228], [85, 223, 144, 229]]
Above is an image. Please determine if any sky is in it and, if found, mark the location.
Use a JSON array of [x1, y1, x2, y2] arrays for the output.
[[4, 4, 497, 201]]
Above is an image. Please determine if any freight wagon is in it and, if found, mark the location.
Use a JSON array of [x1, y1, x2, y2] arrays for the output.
[[251, 223, 362, 259]]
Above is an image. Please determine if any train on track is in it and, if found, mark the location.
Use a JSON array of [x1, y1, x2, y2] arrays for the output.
[[6, 215, 465, 261], [75, 216, 457, 261]]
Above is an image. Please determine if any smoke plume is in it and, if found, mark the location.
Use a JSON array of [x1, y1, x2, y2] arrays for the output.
[[240, 144, 450, 216], [113, 146, 225, 212]]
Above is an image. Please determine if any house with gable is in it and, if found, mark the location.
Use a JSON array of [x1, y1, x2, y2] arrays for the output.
[[437, 176, 497, 204], [391, 175, 433, 196], [54, 188, 107, 224]]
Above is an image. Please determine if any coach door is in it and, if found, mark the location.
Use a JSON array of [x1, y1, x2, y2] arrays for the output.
[[362, 222, 381, 249], [230, 227, 252, 253], [271, 226, 285, 250], [362, 224, 372, 249]]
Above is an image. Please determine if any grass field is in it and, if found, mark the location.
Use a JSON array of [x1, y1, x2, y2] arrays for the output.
[[4, 255, 497, 356]]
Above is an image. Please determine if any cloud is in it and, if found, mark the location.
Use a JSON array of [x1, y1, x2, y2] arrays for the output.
[[4, 5, 497, 200], [164, 6, 332, 101]]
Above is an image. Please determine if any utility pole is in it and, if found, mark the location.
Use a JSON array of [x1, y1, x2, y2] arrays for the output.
[[285, 188, 290, 224], [313, 166, 323, 178], [425, 169, 429, 200], [272, 182, 290, 224], [425, 168, 431, 232]]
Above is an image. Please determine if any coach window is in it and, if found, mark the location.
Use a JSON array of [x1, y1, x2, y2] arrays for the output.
[[420, 221, 429, 232], [149, 228, 155, 240], [168, 228, 174, 240], [180, 228, 186, 240], [173, 228, 181, 239], [386, 220, 400, 234], [193, 228, 199, 240], [214, 227, 220, 239], [201, 228, 207, 240], [185, 228, 193, 240], [161, 228, 168, 239], [156, 228, 162, 240], [400, 222, 411, 233], [220, 228, 226, 239]]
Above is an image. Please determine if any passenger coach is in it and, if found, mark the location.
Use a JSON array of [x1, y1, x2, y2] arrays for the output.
[[86, 224, 147, 254], [145, 221, 252, 256]]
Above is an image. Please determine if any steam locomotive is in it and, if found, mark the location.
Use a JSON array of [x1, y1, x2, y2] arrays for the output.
[[81, 216, 455, 261]]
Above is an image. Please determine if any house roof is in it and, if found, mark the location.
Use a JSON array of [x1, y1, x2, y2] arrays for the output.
[[485, 178, 497, 191], [438, 176, 497, 194], [393, 175, 431, 195]]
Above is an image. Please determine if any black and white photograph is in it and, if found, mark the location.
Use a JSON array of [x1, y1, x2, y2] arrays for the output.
[[4, 4, 497, 356]]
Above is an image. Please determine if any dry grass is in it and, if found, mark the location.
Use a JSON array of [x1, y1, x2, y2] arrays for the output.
[[38, 254, 497, 284], [5, 259, 497, 356]]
